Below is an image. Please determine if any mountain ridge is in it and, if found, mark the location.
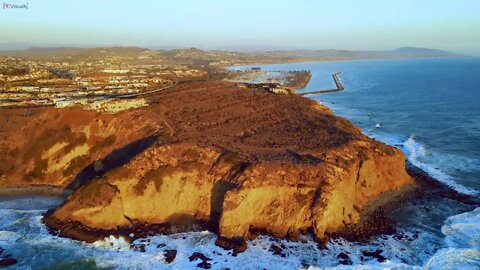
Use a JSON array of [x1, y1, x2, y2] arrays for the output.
[[0, 45, 464, 59]]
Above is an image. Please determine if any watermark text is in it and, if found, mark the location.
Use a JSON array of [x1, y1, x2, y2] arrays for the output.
[[3, 2, 29, 9]]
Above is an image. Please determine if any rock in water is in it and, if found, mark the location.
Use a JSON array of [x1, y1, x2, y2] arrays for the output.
[[0, 81, 412, 247], [0, 247, 17, 267], [163, 250, 177, 264], [0, 258, 17, 267]]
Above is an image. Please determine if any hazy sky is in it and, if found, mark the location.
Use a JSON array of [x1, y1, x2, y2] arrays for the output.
[[1, 0, 479, 54]]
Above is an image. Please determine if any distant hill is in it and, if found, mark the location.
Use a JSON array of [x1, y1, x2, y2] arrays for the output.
[[0, 46, 463, 65], [268, 47, 462, 60], [0, 46, 149, 60], [391, 47, 459, 57]]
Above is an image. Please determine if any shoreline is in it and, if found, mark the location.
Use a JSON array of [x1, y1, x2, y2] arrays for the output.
[[0, 185, 71, 199], [225, 56, 472, 71], [323, 161, 479, 243], [2, 163, 477, 248], [240, 59, 479, 198], [0, 80, 414, 250]]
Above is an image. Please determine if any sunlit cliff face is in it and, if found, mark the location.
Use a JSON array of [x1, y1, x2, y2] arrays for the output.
[[0, 81, 410, 247]]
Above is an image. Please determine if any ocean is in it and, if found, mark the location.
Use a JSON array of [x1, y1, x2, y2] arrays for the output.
[[1, 58, 479, 269]]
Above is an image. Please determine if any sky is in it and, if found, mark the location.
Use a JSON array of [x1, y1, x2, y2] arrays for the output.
[[0, 0, 479, 54]]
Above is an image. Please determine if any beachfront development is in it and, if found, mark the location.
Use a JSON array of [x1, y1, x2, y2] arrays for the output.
[[0, 48, 318, 112]]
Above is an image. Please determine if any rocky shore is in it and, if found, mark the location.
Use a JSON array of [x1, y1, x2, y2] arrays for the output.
[[0, 81, 413, 250]]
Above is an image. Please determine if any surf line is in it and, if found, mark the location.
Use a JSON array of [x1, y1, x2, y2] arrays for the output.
[[299, 72, 344, 96]]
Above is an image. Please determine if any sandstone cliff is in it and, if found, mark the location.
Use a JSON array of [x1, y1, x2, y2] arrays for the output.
[[0, 81, 412, 246], [0, 107, 160, 189]]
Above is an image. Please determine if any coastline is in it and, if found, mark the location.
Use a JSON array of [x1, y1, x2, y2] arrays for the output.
[[235, 58, 480, 196], [3, 72, 478, 240], [225, 56, 472, 70], [0, 80, 414, 249], [327, 162, 480, 243], [2, 161, 477, 262], [224, 58, 480, 248], [1, 58, 479, 269]]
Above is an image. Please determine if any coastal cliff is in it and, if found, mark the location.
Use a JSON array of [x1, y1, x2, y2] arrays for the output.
[[0, 107, 160, 189], [0, 81, 412, 247]]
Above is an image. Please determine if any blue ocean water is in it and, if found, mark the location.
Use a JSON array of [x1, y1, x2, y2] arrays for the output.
[[1, 58, 479, 270]]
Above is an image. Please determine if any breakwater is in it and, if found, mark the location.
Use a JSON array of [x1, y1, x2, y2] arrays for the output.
[[299, 72, 344, 96]]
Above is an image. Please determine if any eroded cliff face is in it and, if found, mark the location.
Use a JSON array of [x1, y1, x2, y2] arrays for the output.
[[1, 81, 412, 246], [44, 138, 410, 245], [0, 107, 160, 188], [218, 141, 410, 242]]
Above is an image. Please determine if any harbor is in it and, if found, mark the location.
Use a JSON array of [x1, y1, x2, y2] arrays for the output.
[[300, 72, 344, 96]]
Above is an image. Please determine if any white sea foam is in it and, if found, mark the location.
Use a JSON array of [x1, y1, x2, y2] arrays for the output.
[[309, 261, 420, 270], [442, 207, 480, 249], [422, 207, 480, 270], [402, 136, 479, 196], [92, 235, 131, 251], [424, 248, 480, 270], [0, 206, 432, 269], [88, 232, 432, 270], [365, 131, 479, 196]]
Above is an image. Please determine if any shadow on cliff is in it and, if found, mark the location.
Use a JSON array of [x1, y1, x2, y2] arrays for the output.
[[64, 134, 158, 193], [209, 160, 250, 232]]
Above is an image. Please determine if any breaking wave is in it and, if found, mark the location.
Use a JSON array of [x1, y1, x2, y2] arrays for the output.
[[423, 207, 480, 270], [368, 133, 479, 196], [402, 136, 479, 196]]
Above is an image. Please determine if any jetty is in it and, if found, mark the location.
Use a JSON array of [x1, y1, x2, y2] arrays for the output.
[[299, 72, 344, 96]]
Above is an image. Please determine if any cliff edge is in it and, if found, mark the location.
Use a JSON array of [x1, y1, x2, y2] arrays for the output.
[[0, 81, 411, 247]]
